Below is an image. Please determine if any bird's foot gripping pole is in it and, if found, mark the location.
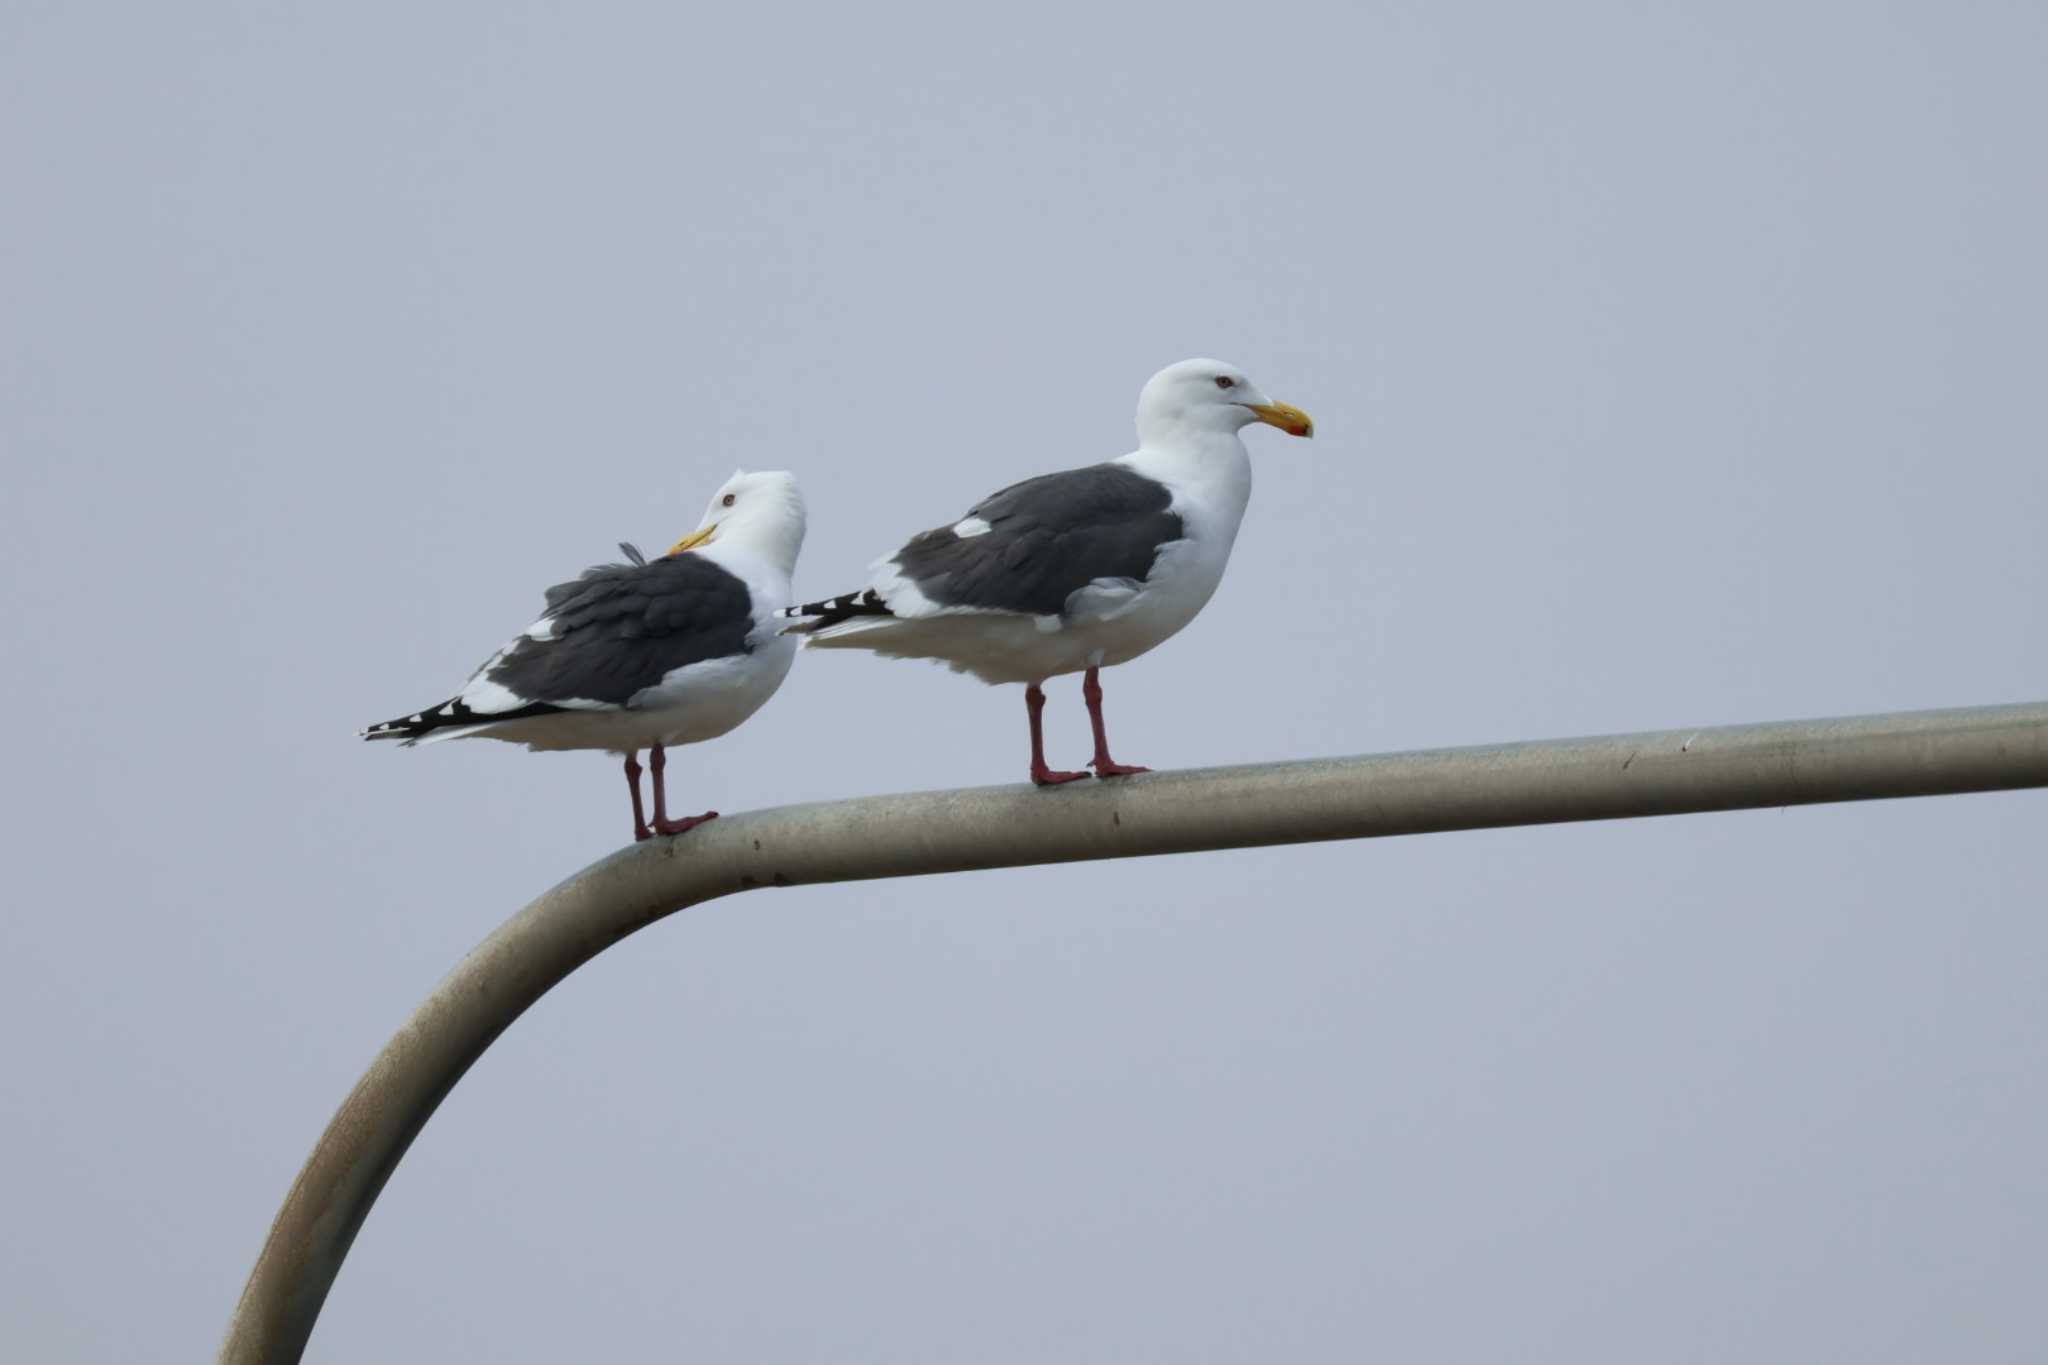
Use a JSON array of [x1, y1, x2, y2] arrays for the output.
[[647, 743, 719, 837], [1025, 684, 1089, 786], [1082, 667, 1150, 779]]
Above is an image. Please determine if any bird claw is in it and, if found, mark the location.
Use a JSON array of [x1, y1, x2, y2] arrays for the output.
[[1092, 761, 1151, 778], [1031, 767, 1091, 787], [652, 810, 720, 837]]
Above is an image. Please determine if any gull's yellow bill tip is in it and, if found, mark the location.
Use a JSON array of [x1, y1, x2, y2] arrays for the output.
[[1248, 401, 1313, 438]]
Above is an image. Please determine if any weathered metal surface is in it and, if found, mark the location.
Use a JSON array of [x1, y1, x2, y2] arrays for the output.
[[221, 700, 2048, 1362]]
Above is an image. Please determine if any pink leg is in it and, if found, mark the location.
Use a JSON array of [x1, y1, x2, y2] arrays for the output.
[[1083, 666, 1151, 778], [1026, 683, 1088, 786], [648, 742, 719, 837], [625, 751, 653, 842]]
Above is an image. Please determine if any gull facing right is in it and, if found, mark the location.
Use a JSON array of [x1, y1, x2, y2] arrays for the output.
[[782, 358, 1312, 784]]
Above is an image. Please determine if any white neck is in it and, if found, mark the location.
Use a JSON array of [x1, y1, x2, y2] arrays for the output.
[[1117, 428, 1254, 542], [702, 509, 804, 585]]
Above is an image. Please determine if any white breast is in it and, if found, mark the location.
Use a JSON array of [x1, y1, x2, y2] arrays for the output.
[[1078, 437, 1253, 661]]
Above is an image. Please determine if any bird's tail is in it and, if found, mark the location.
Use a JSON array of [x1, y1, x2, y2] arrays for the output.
[[361, 699, 465, 747], [777, 588, 895, 637], [361, 695, 557, 746]]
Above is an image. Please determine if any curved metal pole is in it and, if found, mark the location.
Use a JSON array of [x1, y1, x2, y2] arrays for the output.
[[222, 700, 2048, 1363]]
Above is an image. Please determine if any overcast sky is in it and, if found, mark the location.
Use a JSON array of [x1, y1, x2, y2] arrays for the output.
[[5, 2, 2046, 1361]]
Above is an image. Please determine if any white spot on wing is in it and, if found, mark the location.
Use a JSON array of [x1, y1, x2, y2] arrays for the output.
[[461, 677, 536, 715], [952, 517, 992, 538]]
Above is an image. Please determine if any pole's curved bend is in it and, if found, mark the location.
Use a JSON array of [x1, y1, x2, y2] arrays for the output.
[[222, 701, 2048, 1362]]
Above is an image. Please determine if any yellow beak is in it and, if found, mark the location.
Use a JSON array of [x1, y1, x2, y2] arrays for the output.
[[1248, 401, 1314, 438], [666, 524, 717, 555]]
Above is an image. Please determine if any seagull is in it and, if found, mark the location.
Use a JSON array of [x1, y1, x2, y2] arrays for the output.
[[780, 359, 1311, 784], [364, 469, 806, 841]]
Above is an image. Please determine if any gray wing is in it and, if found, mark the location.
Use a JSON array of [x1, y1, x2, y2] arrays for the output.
[[488, 554, 756, 707], [362, 554, 758, 742], [889, 464, 1183, 617]]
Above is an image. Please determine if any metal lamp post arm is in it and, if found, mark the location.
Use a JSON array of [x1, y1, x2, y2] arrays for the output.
[[221, 700, 2048, 1363]]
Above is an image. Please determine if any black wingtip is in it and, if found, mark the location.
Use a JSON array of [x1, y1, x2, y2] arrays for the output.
[[362, 713, 427, 742], [780, 589, 893, 631], [364, 695, 566, 743]]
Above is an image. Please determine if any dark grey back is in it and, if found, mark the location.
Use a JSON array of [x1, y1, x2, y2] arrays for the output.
[[892, 464, 1183, 618], [487, 554, 756, 706]]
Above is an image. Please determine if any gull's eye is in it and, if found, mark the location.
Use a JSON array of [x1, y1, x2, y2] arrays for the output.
[[721, 493, 737, 507], [1214, 376, 1236, 390]]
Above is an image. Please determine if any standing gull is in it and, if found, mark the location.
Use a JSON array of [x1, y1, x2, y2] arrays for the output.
[[364, 469, 806, 840], [781, 359, 1311, 784]]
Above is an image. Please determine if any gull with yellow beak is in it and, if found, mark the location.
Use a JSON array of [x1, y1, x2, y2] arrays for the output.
[[364, 469, 806, 840], [782, 358, 1312, 784]]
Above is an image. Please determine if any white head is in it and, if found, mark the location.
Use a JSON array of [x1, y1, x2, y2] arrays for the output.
[[666, 468, 807, 576], [1134, 358, 1314, 448]]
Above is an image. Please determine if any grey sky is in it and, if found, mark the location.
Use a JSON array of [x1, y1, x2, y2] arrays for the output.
[[4, 2, 2045, 1360]]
